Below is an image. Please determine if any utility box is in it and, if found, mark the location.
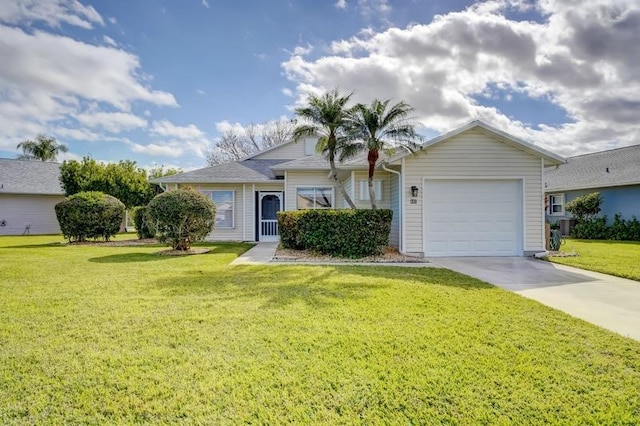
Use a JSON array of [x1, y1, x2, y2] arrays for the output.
[[559, 219, 575, 236]]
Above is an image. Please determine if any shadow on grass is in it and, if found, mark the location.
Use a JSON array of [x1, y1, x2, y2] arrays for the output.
[[149, 264, 494, 309], [88, 243, 254, 263]]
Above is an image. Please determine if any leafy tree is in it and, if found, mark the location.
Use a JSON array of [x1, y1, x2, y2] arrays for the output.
[[293, 89, 357, 209], [59, 157, 154, 209], [206, 119, 295, 165], [17, 135, 68, 162], [565, 192, 603, 222], [347, 99, 421, 209], [147, 189, 216, 250]]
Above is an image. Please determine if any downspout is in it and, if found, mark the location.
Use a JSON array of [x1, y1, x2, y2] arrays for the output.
[[382, 162, 402, 253]]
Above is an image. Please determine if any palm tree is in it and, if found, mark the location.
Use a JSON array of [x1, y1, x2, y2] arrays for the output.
[[347, 99, 422, 209], [293, 89, 357, 209], [17, 135, 68, 162]]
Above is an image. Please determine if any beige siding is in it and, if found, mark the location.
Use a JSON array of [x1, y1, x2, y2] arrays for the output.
[[0, 194, 64, 235], [402, 130, 543, 255], [285, 171, 343, 210], [351, 171, 391, 209], [389, 173, 400, 248], [252, 141, 307, 160]]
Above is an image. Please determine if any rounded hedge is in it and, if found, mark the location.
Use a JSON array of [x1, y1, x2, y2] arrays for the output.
[[55, 191, 125, 242], [132, 206, 155, 239], [147, 189, 216, 250]]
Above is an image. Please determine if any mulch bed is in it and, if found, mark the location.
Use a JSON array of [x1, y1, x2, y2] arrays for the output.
[[69, 238, 159, 246], [545, 251, 579, 257], [273, 246, 427, 263]]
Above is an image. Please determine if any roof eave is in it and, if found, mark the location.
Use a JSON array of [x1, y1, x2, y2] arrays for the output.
[[545, 181, 640, 193]]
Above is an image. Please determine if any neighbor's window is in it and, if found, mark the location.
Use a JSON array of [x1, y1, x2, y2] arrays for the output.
[[359, 180, 382, 201], [549, 193, 564, 215], [200, 190, 234, 228], [296, 187, 333, 209]]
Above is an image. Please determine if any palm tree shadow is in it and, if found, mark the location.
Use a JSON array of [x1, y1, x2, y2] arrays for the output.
[[89, 252, 182, 263]]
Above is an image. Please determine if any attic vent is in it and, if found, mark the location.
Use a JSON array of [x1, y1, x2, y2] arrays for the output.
[[606, 167, 610, 173], [275, 175, 284, 180]]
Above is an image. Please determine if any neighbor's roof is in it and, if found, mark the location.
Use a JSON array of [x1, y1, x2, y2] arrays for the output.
[[545, 144, 640, 192], [0, 158, 64, 195], [387, 120, 565, 166], [151, 159, 290, 184]]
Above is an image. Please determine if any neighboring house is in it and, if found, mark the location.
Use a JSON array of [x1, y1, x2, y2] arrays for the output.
[[153, 120, 564, 257], [0, 158, 64, 235], [545, 144, 640, 226]]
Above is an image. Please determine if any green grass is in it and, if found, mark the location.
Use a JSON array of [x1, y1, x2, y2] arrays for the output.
[[549, 239, 640, 281], [1, 235, 639, 424]]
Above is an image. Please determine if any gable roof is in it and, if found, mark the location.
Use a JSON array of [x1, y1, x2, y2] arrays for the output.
[[151, 159, 290, 184], [545, 144, 640, 192], [0, 158, 64, 195], [387, 120, 565, 166]]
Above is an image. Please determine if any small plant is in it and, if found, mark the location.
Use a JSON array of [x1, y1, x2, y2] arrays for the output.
[[549, 229, 563, 251], [133, 206, 155, 239], [55, 191, 125, 242], [147, 189, 216, 251]]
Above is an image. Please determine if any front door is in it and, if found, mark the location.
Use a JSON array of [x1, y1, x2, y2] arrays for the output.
[[258, 192, 283, 242]]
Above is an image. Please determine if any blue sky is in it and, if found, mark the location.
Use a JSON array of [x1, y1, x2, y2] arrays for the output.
[[0, 0, 638, 169]]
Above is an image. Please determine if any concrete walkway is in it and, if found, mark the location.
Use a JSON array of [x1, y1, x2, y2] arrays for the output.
[[430, 257, 640, 341], [229, 242, 279, 265]]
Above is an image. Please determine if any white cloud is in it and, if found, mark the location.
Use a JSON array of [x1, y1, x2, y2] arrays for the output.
[[282, 0, 640, 156], [201, 0, 210, 8], [196, 89, 206, 95], [76, 112, 148, 133], [147, 120, 211, 158], [130, 142, 183, 158], [0, 23, 177, 152], [0, 0, 104, 29], [103, 35, 117, 47], [335, 0, 347, 9]]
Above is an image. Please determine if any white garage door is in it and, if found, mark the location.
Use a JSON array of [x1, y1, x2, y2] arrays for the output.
[[423, 179, 522, 257]]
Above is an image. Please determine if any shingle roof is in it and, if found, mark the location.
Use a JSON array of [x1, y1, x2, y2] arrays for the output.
[[0, 158, 63, 195], [545, 144, 640, 192], [271, 151, 391, 171], [151, 159, 290, 183]]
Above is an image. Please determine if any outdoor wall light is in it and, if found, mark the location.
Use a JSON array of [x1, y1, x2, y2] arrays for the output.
[[410, 186, 419, 197]]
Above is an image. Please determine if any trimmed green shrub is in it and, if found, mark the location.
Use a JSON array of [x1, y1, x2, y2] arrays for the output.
[[147, 189, 216, 250], [277, 209, 393, 258], [609, 214, 640, 241], [571, 216, 609, 240], [55, 191, 125, 242], [133, 206, 155, 239], [565, 192, 602, 222]]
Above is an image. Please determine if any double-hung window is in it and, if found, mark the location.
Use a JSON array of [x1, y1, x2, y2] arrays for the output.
[[200, 190, 234, 228], [548, 194, 564, 216], [359, 180, 382, 201], [296, 187, 333, 209]]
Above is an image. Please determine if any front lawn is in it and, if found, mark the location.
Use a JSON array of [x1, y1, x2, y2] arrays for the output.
[[549, 239, 640, 281], [1, 235, 639, 423]]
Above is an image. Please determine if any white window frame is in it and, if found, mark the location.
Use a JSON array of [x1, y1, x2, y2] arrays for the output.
[[296, 186, 335, 209], [200, 190, 235, 229], [548, 193, 564, 216], [359, 180, 382, 201]]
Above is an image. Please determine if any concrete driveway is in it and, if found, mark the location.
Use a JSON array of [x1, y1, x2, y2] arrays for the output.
[[429, 257, 640, 341]]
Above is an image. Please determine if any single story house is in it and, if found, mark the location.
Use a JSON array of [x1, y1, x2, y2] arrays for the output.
[[545, 144, 640, 229], [0, 158, 65, 235], [153, 120, 565, 257]]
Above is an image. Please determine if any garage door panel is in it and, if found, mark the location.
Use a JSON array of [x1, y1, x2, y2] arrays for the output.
[[424, 179, 522, 257]]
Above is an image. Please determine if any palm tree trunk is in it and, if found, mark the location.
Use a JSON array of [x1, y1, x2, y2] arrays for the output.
[[329, 153, 357, 209], [367, 150, 378, 209]]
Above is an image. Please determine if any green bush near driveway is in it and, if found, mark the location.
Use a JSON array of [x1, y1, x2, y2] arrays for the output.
[[54, 191, 125, 242], [278, 209, 392, 257], [132, 206, 155, 239]]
